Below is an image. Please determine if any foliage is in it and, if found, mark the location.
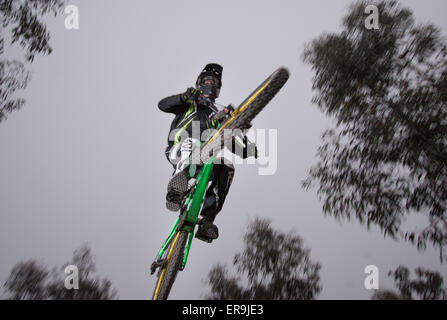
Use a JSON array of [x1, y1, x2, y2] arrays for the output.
[[204, 218, 322, 300], [0, 0, 66, 122], [389, 265, 446, 300], [302, 0, 447, 260], [3, 244, 118, 300], [372, 265, 446, 300]]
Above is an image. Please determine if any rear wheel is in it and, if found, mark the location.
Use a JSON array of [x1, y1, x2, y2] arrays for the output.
[[152, 231, 188, 300]]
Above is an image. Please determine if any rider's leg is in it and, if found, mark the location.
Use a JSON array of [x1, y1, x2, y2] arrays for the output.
[[214, 162, 235, 214], [196, 160, 235, 241], [200, 175, 218, 221], [165, 138, 199, 211], [200, 162, 235, 219]]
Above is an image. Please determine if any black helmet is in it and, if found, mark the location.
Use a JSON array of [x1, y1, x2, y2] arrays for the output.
[[195, 63, 223, 100]]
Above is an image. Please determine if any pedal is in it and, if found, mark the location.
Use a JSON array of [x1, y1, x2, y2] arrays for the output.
[[194, 219, 218, 243], [195, 234, 213, 243]]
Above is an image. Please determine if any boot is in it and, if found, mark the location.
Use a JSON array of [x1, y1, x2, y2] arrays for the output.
[[165, 170, 189, 211], [195, 217, 219, 243]]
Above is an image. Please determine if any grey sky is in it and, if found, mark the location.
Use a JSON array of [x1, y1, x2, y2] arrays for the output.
[[1, 0, 446, 300]]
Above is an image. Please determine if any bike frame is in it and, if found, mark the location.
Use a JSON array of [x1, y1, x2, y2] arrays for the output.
[[155, 156, 215, 271]]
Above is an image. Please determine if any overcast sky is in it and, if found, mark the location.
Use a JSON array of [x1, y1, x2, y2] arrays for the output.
[[1, 0, 446, 300]]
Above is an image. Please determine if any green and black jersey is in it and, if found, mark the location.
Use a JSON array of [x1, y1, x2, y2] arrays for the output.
[[158, 93, 220, 151], [158, 93, 255, 161]]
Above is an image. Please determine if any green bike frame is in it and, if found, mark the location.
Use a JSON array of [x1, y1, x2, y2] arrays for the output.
[[155, 156, 215, 270]]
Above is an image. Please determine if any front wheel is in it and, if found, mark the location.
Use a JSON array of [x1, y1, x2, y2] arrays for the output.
[[152, 231, 188, 300], [198, 67, 289, 164], [230, 67, 290, 130]]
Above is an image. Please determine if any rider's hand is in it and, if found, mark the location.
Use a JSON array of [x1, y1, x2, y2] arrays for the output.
[[213, 104, 235, 121], [181, 87, 197, 104], [238, 135, 258, 159], [224, 104, 234, 115], [246, 142, 258, 159]]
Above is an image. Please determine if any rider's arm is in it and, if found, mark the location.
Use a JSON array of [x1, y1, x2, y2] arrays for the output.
[[158, 94, 189, 115], [159, 88, 198, 115]]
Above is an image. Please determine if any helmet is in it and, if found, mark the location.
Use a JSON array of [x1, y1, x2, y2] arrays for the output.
[[195, 63, 223, 101]]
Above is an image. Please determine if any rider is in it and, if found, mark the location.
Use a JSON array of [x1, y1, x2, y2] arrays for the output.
[[158, 63, 257, 242]]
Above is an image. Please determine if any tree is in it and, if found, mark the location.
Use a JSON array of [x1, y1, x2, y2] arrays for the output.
[[204, 218, 322, 300], [3, 244, 118, 300], [4, 260, 50, 300], [372, 266, 446, 300], [389, 265, 446, 300], [371, 290, 401, 300], [302, 0, 447, 260], [0, 0, 66, 123]]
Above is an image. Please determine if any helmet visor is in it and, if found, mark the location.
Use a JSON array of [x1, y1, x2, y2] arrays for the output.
[[198, 76, 220, 99]]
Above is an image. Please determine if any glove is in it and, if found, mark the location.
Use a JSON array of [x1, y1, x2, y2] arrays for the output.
[[232, 135, 258, 159], [213, 104, 235, 121], [181, 87, 197, 104], [245, 140, 258, 159], [224, 104, 235, 114]]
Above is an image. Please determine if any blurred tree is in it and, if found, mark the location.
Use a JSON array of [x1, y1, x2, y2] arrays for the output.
[[389, 265, 446, 300], [371, 289, 401, 300], [4, 260, 49, 300], [3, 244, 118, 300], [302, 0, 447, 261], [204, 218, 322, 300], [372, 266, 446, 300], [0, 0, 66, 123]]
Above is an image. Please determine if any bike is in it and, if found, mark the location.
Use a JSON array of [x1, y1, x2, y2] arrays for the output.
[[150, 67, 290, 300]]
